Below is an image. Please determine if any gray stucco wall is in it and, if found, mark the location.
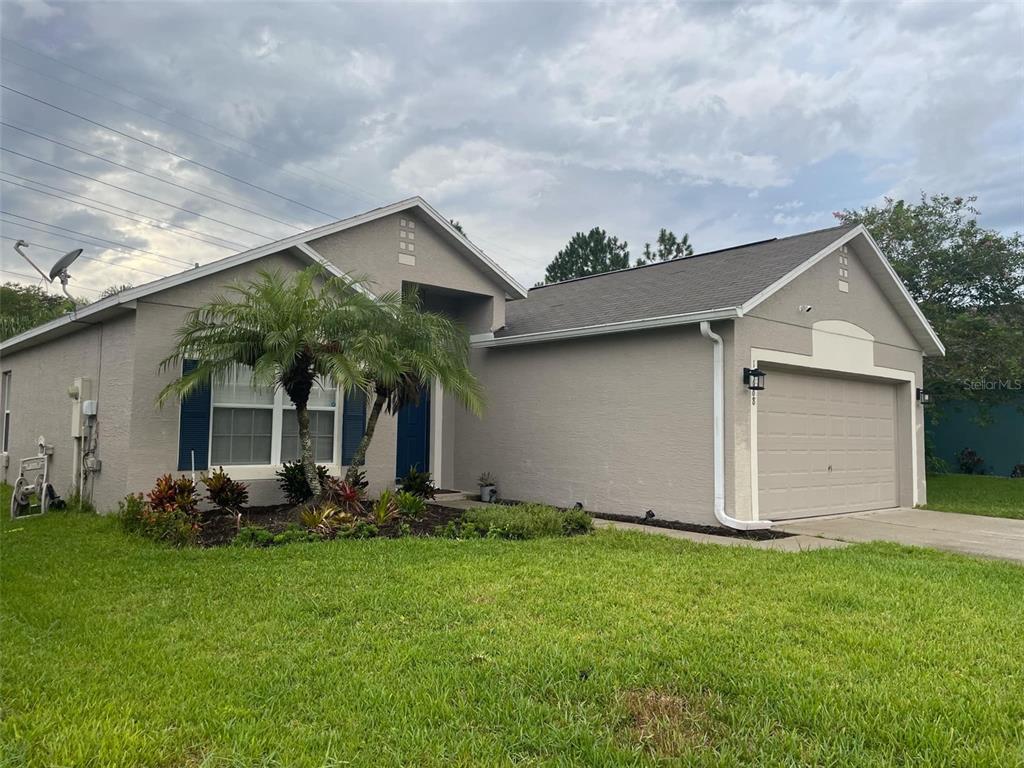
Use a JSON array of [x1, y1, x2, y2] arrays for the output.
[[2, 212, 513, 512], [454, 325, 718, 524], [1, 313, 136, 511], [730, 240, 928, 518], [309, 211, 506, 333]]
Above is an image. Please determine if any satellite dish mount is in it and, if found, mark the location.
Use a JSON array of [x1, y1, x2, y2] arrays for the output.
[[12, 240, 83, 303]]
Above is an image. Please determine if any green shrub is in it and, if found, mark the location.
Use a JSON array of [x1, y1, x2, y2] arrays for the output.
[[202, 466, 249, 510], [338, 520, 378, 539], [369, 489, 399, 527], [119, 476, 200, 547], [395, 491, 426, 520], [445, 503, 594, 540], [397, 468, 436, 499], [276, 461, 330, 505], [299, 504, 354, 538], [234, 524, 316, 547]]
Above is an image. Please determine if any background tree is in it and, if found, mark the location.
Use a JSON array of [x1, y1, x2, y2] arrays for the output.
[[99, 283, 134, 298], [345, 291, 483, 485], [0, 283, 75, 340], [158, 267, 387, 498], [836, 194, 1024, 412], [544, 227, 630, 283], [635, 229, 694, 265]]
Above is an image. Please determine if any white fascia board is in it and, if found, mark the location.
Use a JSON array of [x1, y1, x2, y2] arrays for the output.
[[858, 227, 945, 356], [411, 197, 528, 299], [473, 307, 740, 348], [292, 242, 377, 299], [739, 225, 864, 315], [2, 197, 521, 353], [739, 225, 944, 357]]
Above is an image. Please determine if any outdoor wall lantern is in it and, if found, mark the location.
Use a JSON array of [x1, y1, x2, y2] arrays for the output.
[[916, 387, 933, 405], [743, 367, 766, 391]]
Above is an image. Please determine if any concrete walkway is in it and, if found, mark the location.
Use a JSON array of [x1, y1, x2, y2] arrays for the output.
[[774, 508, 1024, 564], [437, 497, 1024, 562]]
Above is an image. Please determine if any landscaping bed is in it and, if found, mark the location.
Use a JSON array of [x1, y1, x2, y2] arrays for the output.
[[198, 501, 466, 547]]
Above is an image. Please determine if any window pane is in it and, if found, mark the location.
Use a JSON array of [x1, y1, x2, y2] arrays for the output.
[[252, 436, 272, 464], [211, 407, 272, 465], [213, 366, 274, 405], [280, 408, 335, 463], [308, 378, 337, 409], [211, 435, 231, 464]]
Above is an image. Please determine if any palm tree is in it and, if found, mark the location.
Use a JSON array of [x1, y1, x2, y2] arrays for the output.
[[344, 291, 484, 485], [157, 267, 389, 498]]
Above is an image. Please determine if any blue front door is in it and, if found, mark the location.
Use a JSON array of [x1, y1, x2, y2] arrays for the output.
[[396, 386, 430, 478]]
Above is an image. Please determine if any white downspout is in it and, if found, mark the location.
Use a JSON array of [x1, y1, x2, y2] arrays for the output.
[[699, 321, 774, 531]]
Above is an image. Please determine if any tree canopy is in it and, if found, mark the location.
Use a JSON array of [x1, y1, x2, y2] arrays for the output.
[[636, 229, 694, 265], [0, 283, 75, 340], [544, 227, 631, 284], [544, 227, 695, 283], [836, 194, 1024, 412]]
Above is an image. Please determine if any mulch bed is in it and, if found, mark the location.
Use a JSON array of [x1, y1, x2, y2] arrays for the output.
[[197, 501, 466, 547]]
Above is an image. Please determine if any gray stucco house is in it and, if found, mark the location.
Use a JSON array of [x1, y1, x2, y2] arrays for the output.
[[0, 197, 943, 529]]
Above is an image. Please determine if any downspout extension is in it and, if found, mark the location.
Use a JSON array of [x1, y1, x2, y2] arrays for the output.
[[699, 321, 775, 531]]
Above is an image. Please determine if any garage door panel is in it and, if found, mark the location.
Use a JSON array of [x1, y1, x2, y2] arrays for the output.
[[757, 369, 899, 519]]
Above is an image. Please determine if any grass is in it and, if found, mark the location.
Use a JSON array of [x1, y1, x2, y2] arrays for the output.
[[925, 473, 1024, 519], [2, 496, 1023, 766]]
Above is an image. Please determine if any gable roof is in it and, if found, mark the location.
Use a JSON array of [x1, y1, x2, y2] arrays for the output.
[[478, 224, 944, 356], [1, 197, 528, 355]]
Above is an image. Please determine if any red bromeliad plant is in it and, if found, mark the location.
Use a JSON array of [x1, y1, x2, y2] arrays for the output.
[[320, 476, 367, 516]]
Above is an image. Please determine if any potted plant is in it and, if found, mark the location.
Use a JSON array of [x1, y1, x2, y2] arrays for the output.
[[478, 472, 498, 502]]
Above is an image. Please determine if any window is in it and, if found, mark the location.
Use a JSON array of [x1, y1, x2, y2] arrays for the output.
[[211, 367, 274, 465], [1, 371, 10, 453], [282, 378, 336, 463], [210, 367, 338, 466]]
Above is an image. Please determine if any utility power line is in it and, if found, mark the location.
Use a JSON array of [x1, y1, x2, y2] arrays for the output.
[[0, 228, 165, 278], [1, 38, 388, 208], [0, 146, 277, 241], [0, 42, 535, 273], [1, 120, 311, 231], [1, 84, 341, 221], [0, 211, 191, 266], [0, 262, 104, 295], [0, 174, 245, 251]]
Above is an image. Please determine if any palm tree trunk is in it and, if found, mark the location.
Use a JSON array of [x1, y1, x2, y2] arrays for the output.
[[345, 392, 387, 485], [295, 403, 321, 499]]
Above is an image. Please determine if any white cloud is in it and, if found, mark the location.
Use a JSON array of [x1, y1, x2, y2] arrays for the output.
[[391, 141, 557, 208]]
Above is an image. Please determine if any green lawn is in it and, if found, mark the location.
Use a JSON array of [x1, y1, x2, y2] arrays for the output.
[[2, 509, 1023, 767], [925, 473, 1024, 519]]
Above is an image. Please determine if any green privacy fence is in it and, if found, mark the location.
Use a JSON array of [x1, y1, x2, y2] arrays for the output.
[[926, 397, 1024, 476]]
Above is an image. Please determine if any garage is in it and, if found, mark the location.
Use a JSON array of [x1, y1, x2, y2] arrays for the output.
[[756, 368, 899, 519]]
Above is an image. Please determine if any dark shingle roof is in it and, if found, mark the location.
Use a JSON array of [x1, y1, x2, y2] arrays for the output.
[[498, 224, 856, 337]]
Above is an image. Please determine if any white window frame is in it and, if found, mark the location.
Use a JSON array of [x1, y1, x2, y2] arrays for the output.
[[208, 384, 344, 480]]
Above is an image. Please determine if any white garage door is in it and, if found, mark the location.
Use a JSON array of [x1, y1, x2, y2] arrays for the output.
[[757, 369, 898, 519]]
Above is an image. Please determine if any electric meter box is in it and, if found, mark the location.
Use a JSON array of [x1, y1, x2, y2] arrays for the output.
[[70, 378, 92, 437], [82, 400, 98, 417]]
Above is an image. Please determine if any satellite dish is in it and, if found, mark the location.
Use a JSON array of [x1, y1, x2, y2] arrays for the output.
[[10, 241, 85, 304], [48, 248, 83, 281]]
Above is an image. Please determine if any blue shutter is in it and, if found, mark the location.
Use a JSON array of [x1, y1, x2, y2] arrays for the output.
[[177, 359, 211, 471], [341, 389, 367, 465]]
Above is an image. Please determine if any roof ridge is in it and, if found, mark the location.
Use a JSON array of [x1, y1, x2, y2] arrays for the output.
[[530, 222, 855, 292]]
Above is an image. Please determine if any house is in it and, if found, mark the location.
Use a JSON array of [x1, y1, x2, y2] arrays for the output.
[[0, 197, 943, 528]]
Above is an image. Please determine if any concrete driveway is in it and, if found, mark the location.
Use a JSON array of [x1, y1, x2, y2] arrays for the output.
[[775, 508, 1024, 564]]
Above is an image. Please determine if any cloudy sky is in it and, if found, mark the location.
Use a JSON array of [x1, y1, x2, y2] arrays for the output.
[[0, 0, 1021, 297]]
